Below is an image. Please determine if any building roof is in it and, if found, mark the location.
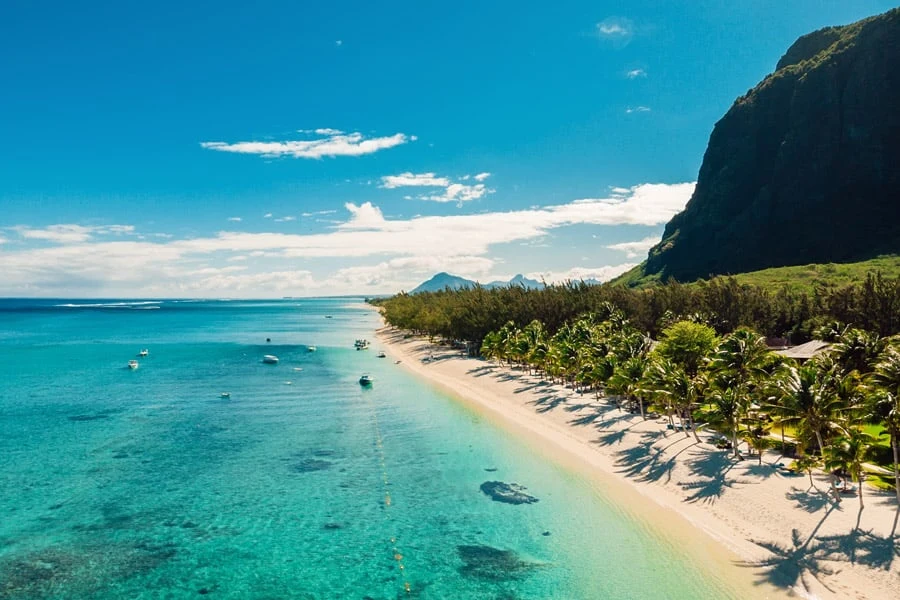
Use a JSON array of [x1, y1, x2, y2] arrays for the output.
[[775, 340, 831, 360]]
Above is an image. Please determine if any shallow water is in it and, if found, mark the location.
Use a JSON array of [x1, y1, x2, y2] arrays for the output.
[[0, 298, 746, 599]]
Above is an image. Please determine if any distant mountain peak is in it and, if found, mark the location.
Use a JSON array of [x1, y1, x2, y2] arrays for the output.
[[409, 272, 545, 294]]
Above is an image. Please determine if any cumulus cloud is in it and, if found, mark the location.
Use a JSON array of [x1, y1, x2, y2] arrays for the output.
[[382, 171, 493, 204], [626, 69, 646, 79], [0, 182, 693, 297], [606, 236, 659, 258], [201, 130, 412, 159], [381, 172, 450, 189]]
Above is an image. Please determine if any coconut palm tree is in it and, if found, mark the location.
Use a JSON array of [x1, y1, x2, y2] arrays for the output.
[[794, 454, 820, 489], [824, 428, 874, 510], [608, 356, 649, 419], [870, 345, 900, 505], [768, 363, 843, 456], [705, 377, 744, 458]]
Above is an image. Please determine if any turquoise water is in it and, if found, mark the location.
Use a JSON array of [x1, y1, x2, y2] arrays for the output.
[[0, 299, 741, 599]]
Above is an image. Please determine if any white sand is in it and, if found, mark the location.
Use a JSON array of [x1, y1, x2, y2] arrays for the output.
[[377, 327, 900, 600]]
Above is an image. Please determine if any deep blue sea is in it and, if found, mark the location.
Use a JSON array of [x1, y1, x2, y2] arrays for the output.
[[0, 298, 744, 599]]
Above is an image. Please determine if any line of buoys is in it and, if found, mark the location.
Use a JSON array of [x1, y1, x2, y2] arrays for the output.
[[368, 398, 412, 595]]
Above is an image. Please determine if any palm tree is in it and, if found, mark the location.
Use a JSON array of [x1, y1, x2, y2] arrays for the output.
[[830, 328, 885, 376], [705, 379, 744, 458], [768, 363, 843, 456], [871, 345, 900, 505], [824, 428, 874, 510], [608, 356, 649, 419], [794, 454, 820, 489], [741, 418, 772, 465]]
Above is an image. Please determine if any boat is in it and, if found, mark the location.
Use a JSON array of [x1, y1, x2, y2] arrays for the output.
[[138, 349, 149, 357], [325, 315, 333, 319], [307, 345, 317, 352], [376, 351, 386, 358], [128, 360, 139, 370], [359, 374, 373, 386], [220, 392, 231, 398], [262, 355, 279, 364], [354, 339, 370, 350]]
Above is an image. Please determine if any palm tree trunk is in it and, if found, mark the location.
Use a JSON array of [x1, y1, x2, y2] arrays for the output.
[[892, 432, 900, 506], [815, 430, 825, 456], [732, 427, 740, 459], [807, 468, 814, 489], [858, 472, 865, 509], [638, 396, 645, 420], [688, 412, 701, 443], [830, 477, 842, 503]]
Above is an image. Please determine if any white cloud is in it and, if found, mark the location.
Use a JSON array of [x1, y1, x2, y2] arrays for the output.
[[528, 263, 636, 285], [335, 40, 343, 46], [274, 216, 297, 222], [263, 213, 273, 218], [626, 106, 651, 114], [381, 172, 450, 189], [201, 130, 412, 159], [0, 236, 7, 245], [420, 182, 492, 204], [626, 69, 646, 79], [301, 210, 338, 217], [597, 17, 634, 39], [0, 183, 693, 297], [606, 235, 658, 258], [13, 224, 135, 244], [314, 128, 343, 135], [228, 217, 242, 222], [382, 171, 494, 204]]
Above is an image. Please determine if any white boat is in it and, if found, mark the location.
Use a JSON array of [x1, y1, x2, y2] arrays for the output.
[[138, 349, 149, 357], [128, 360, 139, 370], [220, 392, 231, 398], [263, 355, 279, 364], [354, 339, 370, 350], [359, 374, 373, 386], [307, 345, 317, 352], [376, 351, 386, 358]]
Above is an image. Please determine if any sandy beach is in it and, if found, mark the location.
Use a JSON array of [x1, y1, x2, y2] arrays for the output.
[[377, 327, 900, 600]]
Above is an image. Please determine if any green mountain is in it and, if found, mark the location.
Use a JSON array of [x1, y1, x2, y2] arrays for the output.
[[641, 8, 900, 283]]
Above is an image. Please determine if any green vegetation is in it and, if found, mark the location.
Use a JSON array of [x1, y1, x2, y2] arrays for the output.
[[375, 277, 900, 507], [478, 314, 900, 505], [616, 256, 900, 293]]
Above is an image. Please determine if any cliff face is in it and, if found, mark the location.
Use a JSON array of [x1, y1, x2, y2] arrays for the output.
[[644, 9, 900, 282]]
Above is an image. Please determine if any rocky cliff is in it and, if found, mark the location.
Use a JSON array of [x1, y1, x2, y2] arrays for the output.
[[643, 9, 900, 282]]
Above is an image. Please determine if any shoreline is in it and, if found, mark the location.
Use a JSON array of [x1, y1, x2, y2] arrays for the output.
[[375, 326, 899, 600]]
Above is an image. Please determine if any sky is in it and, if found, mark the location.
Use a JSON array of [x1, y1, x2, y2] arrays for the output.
[[0, 0, 895, 298]]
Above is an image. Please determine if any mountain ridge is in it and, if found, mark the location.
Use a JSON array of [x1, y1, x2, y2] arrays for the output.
[[639, 8, 900, 283]]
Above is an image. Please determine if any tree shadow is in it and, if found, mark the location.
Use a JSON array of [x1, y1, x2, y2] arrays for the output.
[[816, 527, 900, 571], [680, 450, 748, 504], [743, 463, 780, 479], [467, 366, 498, 378], [784, 488, 831, 513], [513, 381, 552, 394], [594, 429, 628, 446], [747, 526, 837, 596], [529, 394, 568, 414]]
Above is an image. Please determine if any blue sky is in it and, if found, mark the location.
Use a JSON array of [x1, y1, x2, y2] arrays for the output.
[[0, 0, 894, 297]]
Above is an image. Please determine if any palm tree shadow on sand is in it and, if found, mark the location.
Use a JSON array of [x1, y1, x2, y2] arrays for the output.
[[742, 504, 899, 596], [680, 450, 751, 504]]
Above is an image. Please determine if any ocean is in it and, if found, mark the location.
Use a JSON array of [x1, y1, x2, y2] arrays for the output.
[[0, 298, 743, 599]]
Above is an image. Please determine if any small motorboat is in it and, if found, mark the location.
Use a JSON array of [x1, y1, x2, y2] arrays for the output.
[[292, 367, 303, 372], [307, 345, 317, 352], [220, 392, 231, 398], [263, 355, 279, 364], [325, 315, 333, 319], [128, 360, 139, 370], [359, 374, 373, 386], [376, 351, 386, 358], [354, 339, 370, 350], [138, 349, 149, 357]]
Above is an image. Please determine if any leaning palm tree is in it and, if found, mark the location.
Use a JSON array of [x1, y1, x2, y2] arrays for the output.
[[870, 345, 900, 506], [794, 454, 820, 490]]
